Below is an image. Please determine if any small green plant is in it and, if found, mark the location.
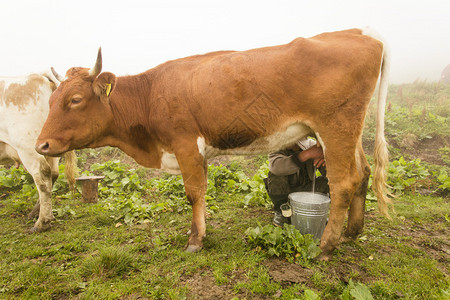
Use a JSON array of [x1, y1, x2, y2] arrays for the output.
[[304, 289, 320, 299], [52, 205, 76, 218], [436, 169, 450, 191], [246, 223, 321, 265], [341, 279, 374, 300], [387, 157, 430, 194]]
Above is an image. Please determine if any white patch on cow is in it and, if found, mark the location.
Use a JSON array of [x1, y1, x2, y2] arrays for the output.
[[160, 151, 181, 175], [204, 122, 313, 158], [197, 136, 206, 157]]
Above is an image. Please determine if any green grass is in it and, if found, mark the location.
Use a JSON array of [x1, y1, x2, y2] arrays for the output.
[[0, 184, 448, 299]]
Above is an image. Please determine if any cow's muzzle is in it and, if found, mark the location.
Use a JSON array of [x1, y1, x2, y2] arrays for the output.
[[35, 140, 65, 157]]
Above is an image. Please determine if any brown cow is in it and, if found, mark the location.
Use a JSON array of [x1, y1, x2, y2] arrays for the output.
[[36, 28, 391, 259]]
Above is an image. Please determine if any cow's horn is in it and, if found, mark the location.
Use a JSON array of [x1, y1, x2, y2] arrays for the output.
[[88, 47, 102, 78], [51, 67, 64, 82]]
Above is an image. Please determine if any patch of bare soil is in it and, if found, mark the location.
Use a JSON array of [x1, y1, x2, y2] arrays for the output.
[[181, 267, 271, 300], [264, 250, 376, 293], [400, 136, 449, 165], [264, 258, 314, 285]]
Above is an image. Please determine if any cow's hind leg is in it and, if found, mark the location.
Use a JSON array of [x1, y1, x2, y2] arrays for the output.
[[18, 150, 55, 232], [28, 200, 41, 220], [318, 146, 361, 260], [174, 144, 208, 253], [343, 143, 370, 241]]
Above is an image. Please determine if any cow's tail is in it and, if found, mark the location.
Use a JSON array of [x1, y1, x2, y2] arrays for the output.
[[372, 36, 393, 218], [64, 151, 78, 192]]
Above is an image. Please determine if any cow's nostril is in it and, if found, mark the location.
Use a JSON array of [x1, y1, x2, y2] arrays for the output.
[[36, 142, 49, 153]]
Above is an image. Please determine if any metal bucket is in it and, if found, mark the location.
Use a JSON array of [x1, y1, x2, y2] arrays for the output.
[[289, 192, 330, 240]]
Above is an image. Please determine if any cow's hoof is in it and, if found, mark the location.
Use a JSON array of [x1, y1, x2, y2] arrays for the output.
[[29, 226, 51, 234], [29, 226, 41, 234], [185, 244, 202, 253], [29, 223, 52, 233]]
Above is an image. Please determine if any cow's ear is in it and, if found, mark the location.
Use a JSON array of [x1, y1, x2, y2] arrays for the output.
[[93, 72, 117, 100]]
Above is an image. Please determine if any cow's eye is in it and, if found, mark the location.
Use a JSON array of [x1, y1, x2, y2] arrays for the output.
[[71, 98, 82, 105]]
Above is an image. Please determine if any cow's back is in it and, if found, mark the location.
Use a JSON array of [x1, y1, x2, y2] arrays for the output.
[[147, 28, 383, 150]]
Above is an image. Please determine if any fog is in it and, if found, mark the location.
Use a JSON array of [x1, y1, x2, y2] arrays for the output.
[[0, 0, 449, 84]]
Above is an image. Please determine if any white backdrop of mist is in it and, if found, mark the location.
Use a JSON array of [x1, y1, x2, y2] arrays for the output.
[[0, 0, 449, 84]]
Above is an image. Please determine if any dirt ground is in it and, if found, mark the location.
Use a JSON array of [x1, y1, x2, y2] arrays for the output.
[[180, 210, 449, 299]]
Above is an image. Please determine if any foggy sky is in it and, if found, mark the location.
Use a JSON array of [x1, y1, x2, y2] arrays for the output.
[[0, 0, 449, 84]]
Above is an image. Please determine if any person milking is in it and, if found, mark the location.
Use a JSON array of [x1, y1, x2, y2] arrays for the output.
[[264, 138, 329, 227]]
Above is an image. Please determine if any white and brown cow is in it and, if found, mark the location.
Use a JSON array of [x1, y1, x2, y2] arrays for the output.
[[0, 72, 76, 232], [36, 28, 391, 259]]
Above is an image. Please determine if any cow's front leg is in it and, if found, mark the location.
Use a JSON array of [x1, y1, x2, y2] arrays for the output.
[[18, 151, 55, 232], [28, 157, 60, 220], [175, 146, 208, 253]]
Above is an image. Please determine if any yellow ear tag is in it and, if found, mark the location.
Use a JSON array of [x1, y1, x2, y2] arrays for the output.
[[105, 83, 112, 96]]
